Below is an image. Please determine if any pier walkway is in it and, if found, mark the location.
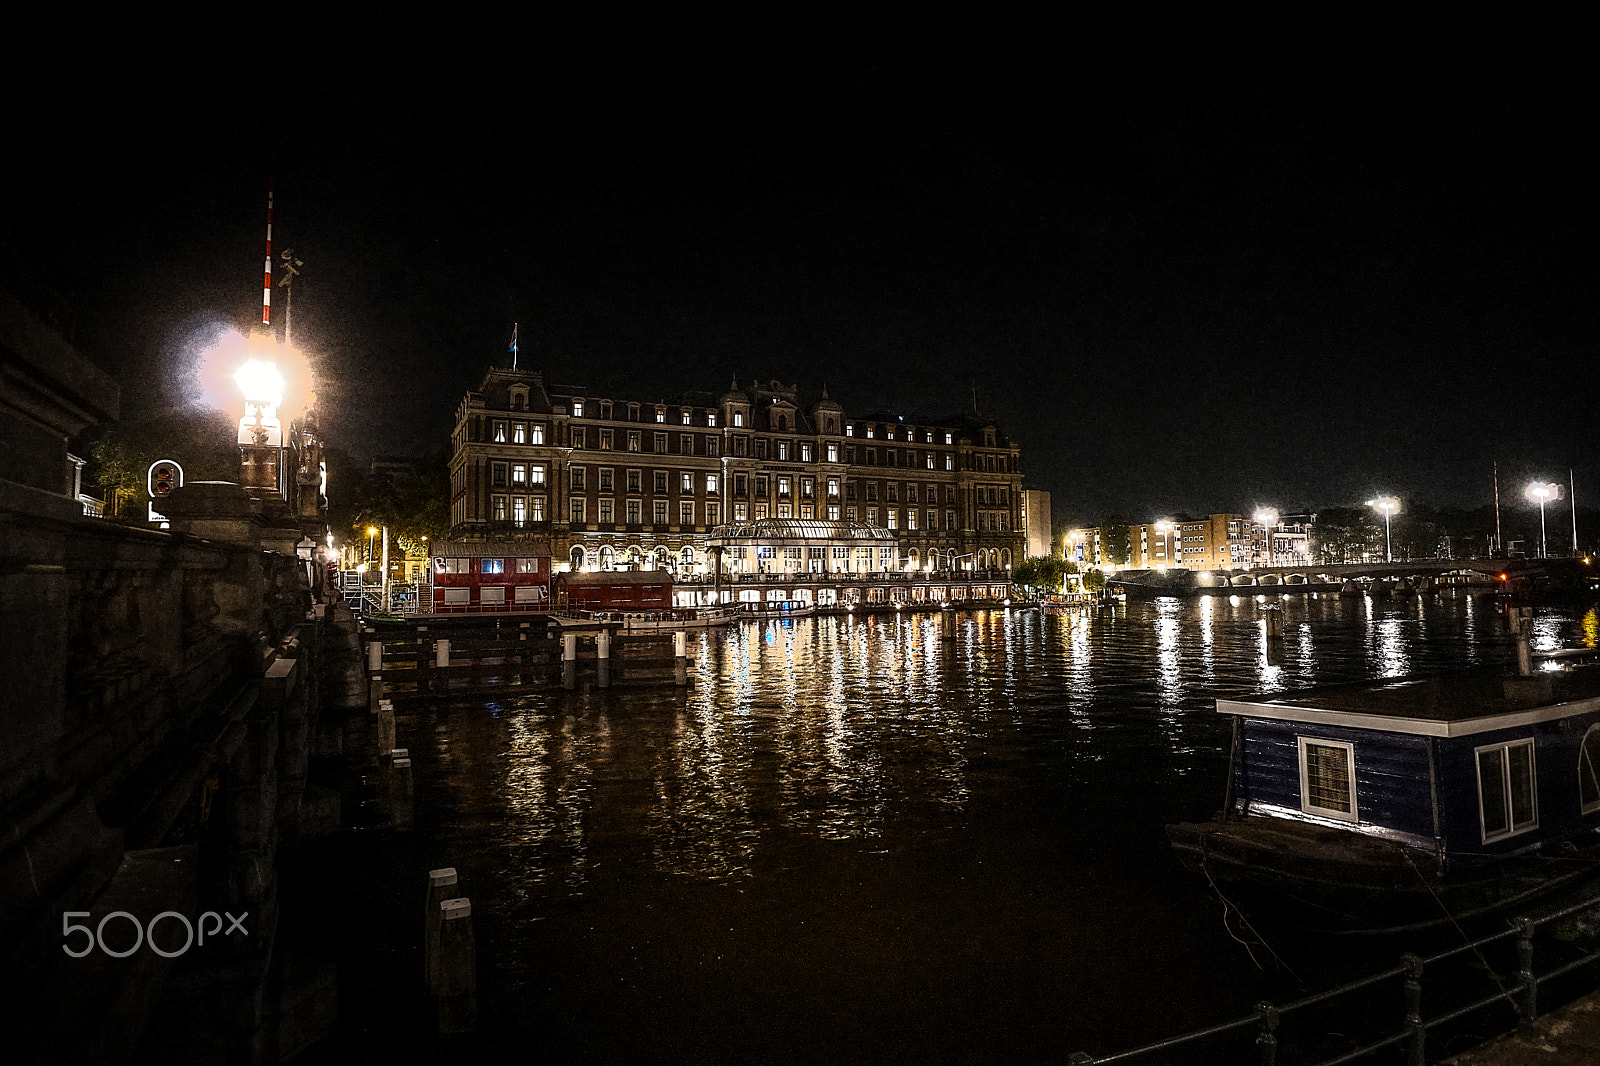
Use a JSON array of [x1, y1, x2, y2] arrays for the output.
[[1443, 988, 1600, 1064]]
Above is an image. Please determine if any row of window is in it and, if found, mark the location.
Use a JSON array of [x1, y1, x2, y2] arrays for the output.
[[488, 464, 980, 505], [479, 494, 987, 533], [436, 557, 543, 574], [1298, 732, 1594, 845], [559, 398, 972, 447]]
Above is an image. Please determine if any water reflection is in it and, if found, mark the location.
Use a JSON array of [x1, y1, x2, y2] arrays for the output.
[[436, 593, 1573, 894]]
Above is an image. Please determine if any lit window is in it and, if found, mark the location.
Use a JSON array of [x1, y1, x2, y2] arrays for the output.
[[513, 422, 526, 444], [733, 411, 744, 427], [827, 443, 839, 462], [656, 408, 666, 423], [1479, 739, 1537, 841], [493, 421, 507, 443], [492, 495, 507, 521], [530, 464, 546, 485], [517, 557, 539, 573], [707, 438, 719, 457], [682, 410, 692, 425], [531, 423, 546, 444], [512, 464, 526, 485], [1298, 737, 1357, 821], [705, 474, 719, 493], [531, 496, 545, 521], [482, 558, 505, 574], [572, 400, 584, 417], [707, 413, 717, 428], [512, 497, 526, 526]]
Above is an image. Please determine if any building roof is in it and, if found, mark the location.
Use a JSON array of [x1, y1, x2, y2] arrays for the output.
[[553, 570, 673, 586], [708, 518, 899, 543]]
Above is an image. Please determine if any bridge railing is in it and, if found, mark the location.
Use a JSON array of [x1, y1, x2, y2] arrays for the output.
[[1067, 886, 1600, 1065]]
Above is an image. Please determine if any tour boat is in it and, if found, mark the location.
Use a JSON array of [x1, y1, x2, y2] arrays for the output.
[[1167, 653, 1600, 934]]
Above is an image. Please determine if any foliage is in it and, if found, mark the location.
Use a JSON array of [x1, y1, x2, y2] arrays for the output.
[[1082, 567, 1106, 592], [85, 411, 239, 518], [1012, 555, 1074, 596], [1099, 519, 1131, 567], [337, 447, 452, 559]]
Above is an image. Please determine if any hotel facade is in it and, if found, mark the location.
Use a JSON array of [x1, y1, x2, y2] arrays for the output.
[[446, 367, 1026, 580]]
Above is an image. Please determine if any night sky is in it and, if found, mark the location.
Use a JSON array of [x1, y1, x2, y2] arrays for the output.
[[7, 14, 1594, 527]]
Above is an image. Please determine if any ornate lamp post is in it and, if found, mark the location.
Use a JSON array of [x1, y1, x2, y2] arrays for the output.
[[235, 358, 285, 499], [1367, 497, 1401, 563]]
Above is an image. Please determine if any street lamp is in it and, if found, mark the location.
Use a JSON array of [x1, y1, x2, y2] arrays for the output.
[[367, 526, 377, 564], [1525, 482, 1560, 559], [1253, 508, 1279, 569], [1367, 497, 1400, 563]]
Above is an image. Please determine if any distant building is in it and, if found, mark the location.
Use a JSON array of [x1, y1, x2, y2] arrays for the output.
[[1173, 514, 1251, 570], [1020, 489, 1051, 558], [446, 367, 1028, 575]]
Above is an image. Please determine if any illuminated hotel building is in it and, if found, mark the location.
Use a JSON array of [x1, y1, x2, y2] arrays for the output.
[[447, 368, 1027, 575]]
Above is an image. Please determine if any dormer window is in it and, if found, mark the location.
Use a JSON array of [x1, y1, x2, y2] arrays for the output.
[[733, 411, 744, 427], [707, 412, 717, 428], [866, 426, 875, 439], [572, 400, 585, 418], [600, 401, 613, 420], [656, 407, 666, 423], [845, 424, 854, 436]]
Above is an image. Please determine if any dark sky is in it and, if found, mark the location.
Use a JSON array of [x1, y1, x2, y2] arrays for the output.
[[7, 14, 1594, 526]]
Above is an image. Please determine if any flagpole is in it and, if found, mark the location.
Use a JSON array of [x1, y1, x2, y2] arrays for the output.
[[509, 323, 519, 369]]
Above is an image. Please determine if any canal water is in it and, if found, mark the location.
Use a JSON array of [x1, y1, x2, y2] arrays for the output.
[[286, 591, 1600, 1065]]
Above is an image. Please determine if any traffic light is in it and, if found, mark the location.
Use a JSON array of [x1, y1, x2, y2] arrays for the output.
[[147, 459, 184, 499]]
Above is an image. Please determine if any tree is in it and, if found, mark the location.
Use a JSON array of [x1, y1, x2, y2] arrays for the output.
[[1012, 555, 1073, 597], [1309, 507, 1382, 564], [1082, 568, 1106, 593], [85, 411, 239, 520], [1099, 519, 1131, 568]]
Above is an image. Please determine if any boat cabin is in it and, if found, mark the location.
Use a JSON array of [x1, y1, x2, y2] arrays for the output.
[[431, 540, 550, 613], [1221, 664, 1600, 868], [552, 570, 673, 614]]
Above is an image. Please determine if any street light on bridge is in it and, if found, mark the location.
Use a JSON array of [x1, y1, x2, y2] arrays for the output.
[[1367, 496, 1401, 563], [1525, 481, 1562, 559]]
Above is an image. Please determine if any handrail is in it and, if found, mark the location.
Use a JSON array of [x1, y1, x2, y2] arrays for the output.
[[1067, 882, 1600, 1065]]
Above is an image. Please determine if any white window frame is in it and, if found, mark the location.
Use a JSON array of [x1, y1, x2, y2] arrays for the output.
[[1477, 738, 1538, 842], [1297, 736, 1358, 822]]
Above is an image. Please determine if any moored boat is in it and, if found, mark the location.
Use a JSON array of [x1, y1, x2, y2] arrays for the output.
[[1168, 653, 1600, 933], [553, 605, 741, 631], [736, 600, 817, 620]]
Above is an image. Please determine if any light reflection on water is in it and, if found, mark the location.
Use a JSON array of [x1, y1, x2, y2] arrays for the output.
[[456, 592, 1566, 891], [406, 591, 1600, 1060]]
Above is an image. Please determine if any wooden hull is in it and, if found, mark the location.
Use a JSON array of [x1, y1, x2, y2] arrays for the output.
[[1167, 817, 1600, 935]]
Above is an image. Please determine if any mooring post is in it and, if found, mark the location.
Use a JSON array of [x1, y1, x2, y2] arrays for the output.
[[597, 627, 612, 689], [562, 631, 578, 690], [437, 898, 477, 1035], [1264, 606, 1283, 640], [425, 867, 458, 992], [377, 698, 397, 757], [389, 756, 413, 832], [367, 639, 382, 672], [674, 630, 688, 686], [368, 673, 384, 715], [942, 608, 956, 642]]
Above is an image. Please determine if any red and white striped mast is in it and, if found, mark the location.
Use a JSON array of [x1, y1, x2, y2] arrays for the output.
[[261, 180, 274, 330]]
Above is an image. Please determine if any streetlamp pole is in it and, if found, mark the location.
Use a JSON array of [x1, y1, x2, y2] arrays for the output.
[[1366, 497, 1400, 563], [1525, 482, 1557, 559]]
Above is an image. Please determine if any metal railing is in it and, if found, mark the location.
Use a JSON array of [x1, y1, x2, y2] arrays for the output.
[[1068, 886, 1600, 1065]]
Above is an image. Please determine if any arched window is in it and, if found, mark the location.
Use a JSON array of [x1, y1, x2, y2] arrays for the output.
[[1581, 726, 1600, 814], [570, 546, 585, 571], [652, 546, 668, 570], [599, 545, 614, 570], [680, 546, 696, 570]]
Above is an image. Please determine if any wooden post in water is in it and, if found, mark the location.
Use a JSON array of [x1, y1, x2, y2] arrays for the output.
[[425, 867, 458, 992], [674, 630, 688, 686], [562, 632, 577, 690], [437, 898, 477, 1034], [597, 627, 612, 689], [389, 756, 413, 832]]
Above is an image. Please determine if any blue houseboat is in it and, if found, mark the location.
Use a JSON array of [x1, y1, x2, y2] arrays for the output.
[[1168, 658, 1600, 933]]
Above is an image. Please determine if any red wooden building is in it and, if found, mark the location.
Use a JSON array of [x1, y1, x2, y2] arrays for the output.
[[431, 540, 550, 613], [551, 570, 672, 613]]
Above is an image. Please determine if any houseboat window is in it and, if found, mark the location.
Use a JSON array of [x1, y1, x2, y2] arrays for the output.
[[1581, 726, 1600, 814], [516, 558, 539, 573], [1477, 739, 1537, 841], [437, 558, 468, 574], [1297, 737, 1358, 821], [481, 558, 505, 574]]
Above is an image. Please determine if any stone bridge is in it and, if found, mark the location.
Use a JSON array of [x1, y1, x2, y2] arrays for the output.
[[2, 293, 366, 1063], [1109, 557, 1592, 595]]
